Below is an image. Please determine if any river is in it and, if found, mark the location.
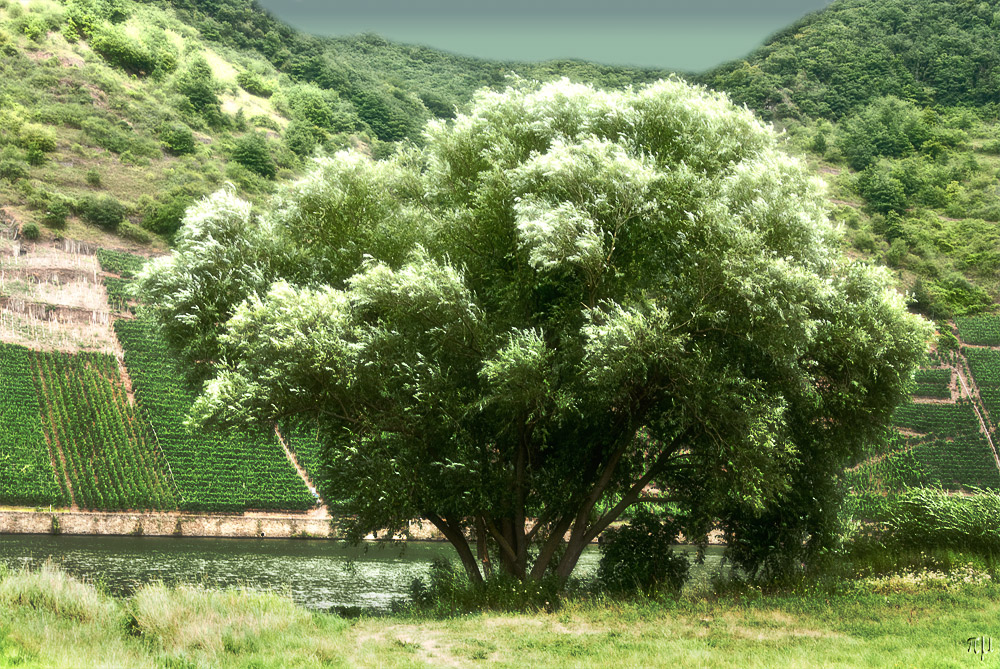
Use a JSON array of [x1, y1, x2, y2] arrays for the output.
[[0, 535, 726, 612]]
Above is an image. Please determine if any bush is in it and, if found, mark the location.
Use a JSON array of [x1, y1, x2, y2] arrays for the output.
[[90, 27, 157, 76], [856, 166, 907, 214], [249, 114, 280, 132], [17, 124, 57, 154], [853, 230, 878, 253], [231, 132, 275, 179], [85, 169, 101, 187], [0, 159, 29, 182], [141, 192, 196, 237], [927, 274, 993, 317], [236, 70, 274, 98], [79, 195, 126, 231], [885, 238, 909, 268], [409, 558, 562, 614], [20, 222, 39, 240], [283, 120, 318, 157], [42, 200, 70, 228], [159, 123, 196, 156], [176, 57, 221, 123], [18, 14, 48, 42], [81, 117, 130, 154], [119, 221, 151, 244], [596, 508, 689, 596], [875, 487, 1000, 556]]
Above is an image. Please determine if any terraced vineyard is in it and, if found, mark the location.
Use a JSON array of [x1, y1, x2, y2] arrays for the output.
[[0, 248, 319, 513], [114, 316, 315, 512], [0, 344, 64, 507], [964, 347, 1000, 425], [850, 315, 1000, 497], [891, 402, 1000, 489], [957, 315, 1000, 346], [98, 248, 142, 314], [29, 349, 177, 511], [912, 367, 952, 400]]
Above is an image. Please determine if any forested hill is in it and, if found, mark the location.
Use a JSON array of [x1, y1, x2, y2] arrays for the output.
[[163, 0, 674, 140], [700, 0, 1000, 120]]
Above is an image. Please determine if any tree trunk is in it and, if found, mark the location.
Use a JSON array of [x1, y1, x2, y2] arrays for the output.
[[426, 512, 483, 585]]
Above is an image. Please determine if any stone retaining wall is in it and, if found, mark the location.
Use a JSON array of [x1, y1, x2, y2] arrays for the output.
[[0, 511, 336, 539]]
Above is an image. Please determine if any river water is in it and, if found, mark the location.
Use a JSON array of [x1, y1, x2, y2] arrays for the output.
[[0, 535, 726, 612]]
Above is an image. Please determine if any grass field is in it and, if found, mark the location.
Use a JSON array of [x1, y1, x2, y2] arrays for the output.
[[2, 563, 999, 668]]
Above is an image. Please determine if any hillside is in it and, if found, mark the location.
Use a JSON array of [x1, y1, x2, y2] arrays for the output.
[[3, 0, 1000, 514], [699, 0, 1000, 121]]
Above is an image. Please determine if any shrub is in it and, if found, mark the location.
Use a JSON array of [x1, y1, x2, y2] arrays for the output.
[[236, 70, 274, 98], [283, 120, 318, 156], [409, 558, 562, 614], [20, 222, 39, 240], [159, 122, 196, 156], [927, 274, 993, 317], [141, 192, 196, 237], [17, 124, 57, 154], [231, 132, 275, 179], [249, 114, 280, 132], [81, 117, 130, 154], [597, 508, 689, 596], [877, 487, 1000, 556], [176, 57, 221, 123], [85, 169, 101, 187], [119, 221, 151, 244], [18, 14, 48, 42], [79, 195, 126, 231], [90, 27, 157, 76], [886, 238, 909, 268], [856, 166, 907, 214], [0, 159, 29, 182], [42, 200, 70, 228], [851, 228, 876, 252]]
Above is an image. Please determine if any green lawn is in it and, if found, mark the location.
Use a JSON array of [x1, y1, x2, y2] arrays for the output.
[[2, 563, 998, 668]]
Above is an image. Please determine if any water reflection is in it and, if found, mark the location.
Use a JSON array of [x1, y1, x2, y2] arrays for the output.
[[0, 535, 725, 611]]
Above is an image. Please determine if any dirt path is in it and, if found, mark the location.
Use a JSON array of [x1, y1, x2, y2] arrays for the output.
[[275, 426, 328, 518], [955, 362, 1000, 473]]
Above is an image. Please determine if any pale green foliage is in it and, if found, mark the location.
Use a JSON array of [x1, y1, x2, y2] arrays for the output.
[[138, 188, 285, 381], [141, 77, 930, 583]]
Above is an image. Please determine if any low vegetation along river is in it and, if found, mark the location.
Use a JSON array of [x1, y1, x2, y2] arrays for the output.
[[0, 536, 726, 611]]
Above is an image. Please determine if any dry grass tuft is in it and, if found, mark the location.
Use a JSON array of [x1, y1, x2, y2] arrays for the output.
[[0, 562, 117, 623]]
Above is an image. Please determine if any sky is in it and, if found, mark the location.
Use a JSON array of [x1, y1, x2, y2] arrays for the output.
[[256, 0, 834, 72]]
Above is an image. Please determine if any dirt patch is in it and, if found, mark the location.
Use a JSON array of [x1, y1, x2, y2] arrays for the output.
[[0, 308, 119, 354], [380, 625, 468, 668], [0, 296, 111, 325], [83, 83, 109, 110], [58, 53, 85, 68]]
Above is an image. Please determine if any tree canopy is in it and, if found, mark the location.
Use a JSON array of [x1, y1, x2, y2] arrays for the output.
[[139, 77, 930, 584]]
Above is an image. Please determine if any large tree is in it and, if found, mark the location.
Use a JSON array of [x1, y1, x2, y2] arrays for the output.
[[139, 78, 929, 584]]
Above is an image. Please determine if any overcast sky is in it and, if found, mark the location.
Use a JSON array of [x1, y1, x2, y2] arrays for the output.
[[256, 0, 834, 72]]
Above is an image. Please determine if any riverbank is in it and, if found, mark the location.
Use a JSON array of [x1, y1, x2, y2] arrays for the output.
[[1, 563, 996, 668], [0, 509, 449, 540]]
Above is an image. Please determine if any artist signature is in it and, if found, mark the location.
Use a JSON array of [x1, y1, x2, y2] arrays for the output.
[[969, 636, 994, 661]]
